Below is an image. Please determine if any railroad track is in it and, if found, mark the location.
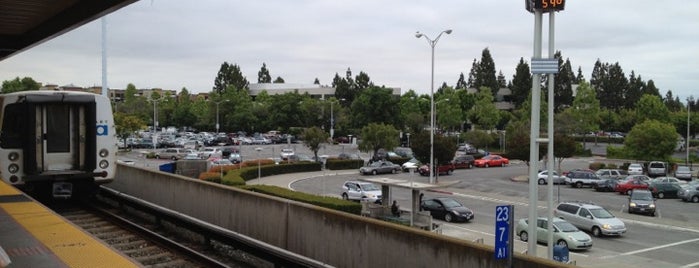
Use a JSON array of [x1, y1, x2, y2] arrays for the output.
[[52, 200, 231, 268]]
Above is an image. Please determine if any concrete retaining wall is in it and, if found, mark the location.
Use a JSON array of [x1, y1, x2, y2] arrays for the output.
[[109, 164, 569, 268]]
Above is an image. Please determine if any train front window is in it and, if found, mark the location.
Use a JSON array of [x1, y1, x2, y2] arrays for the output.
[[0, 103, 23, 149], [46, 104, 70, 153]]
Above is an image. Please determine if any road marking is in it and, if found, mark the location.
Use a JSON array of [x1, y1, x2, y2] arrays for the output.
[[679, 261, 699, 268], [600, 237, 699, 259]]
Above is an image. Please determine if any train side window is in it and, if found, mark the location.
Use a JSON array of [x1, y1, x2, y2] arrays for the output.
[[0, 103, 23, 149]]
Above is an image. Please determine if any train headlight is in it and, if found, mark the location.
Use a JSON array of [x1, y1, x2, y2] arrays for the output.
[[99, 160, 110, 169], [8, 152, 19, 162], [99, 149, 109, 158], [8, 164, 19, 174]]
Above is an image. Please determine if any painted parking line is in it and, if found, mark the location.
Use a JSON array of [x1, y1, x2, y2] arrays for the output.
[[679, 261, 699, 268], [600, 237, 699, 259]]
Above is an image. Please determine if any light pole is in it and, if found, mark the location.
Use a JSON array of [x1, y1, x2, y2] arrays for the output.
[[329, 98, 345, 140], [215, 99, 230, 134], [152, 99, 159, 149], [255, 147, 263, 179], [415, 27, 451, 185]]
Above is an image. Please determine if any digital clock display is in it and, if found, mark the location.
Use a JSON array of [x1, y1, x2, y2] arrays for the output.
[[525, 0, 565, 13]]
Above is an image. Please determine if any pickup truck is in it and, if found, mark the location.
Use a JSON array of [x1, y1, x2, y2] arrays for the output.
[[565, 170, 602, 188]]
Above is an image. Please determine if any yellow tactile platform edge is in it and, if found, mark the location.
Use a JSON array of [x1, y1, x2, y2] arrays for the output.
[[0, 182, 139, 268]]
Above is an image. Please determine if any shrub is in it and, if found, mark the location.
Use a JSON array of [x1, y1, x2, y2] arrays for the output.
[[589, 162, 605, 170], [326, 159, 364, 170], [239, 184, 362, 214], [606, 163, 618, 169]]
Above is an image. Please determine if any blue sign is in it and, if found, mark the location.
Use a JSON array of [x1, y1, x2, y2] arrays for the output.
[[495, 205, 511, 260], [96, 125, 108, 136]]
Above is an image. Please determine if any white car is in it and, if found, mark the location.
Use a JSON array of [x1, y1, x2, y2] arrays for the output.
[[401, 158, 420, 172], [341, 181, 382, 204], [280, 148, 295, 160], [537, 170, 566, 185], [627, 163, 644, 175]]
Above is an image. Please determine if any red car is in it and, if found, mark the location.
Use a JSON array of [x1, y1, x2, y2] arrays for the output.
[[615, 175, 650, 195], [418, 163, 455, 176], [474, 154, 509, 168]]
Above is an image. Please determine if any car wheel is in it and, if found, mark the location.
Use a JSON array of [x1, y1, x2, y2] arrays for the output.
[[342, 193, 349, 200], [592, 226, 602, 237], [557, 240, 568, 249], [372, 170, 377, 175], [485, 163, 490, 168], [468, 164, 473, 169], [501, 162, 504, 167], [519, 231, 528, 242], [650, 211, 656, 217], [155, 155, 161, 159], [444, 213, 453, 222], [692, 196, 699, 203], [658, 192, 665, 199], [575, 181, 583, 188], [171, 156, 177, 161], [626, 189, 632, 195], [447, 169, 453, 175], [538, 178, 546, 185], [391, 169, 397, 174]]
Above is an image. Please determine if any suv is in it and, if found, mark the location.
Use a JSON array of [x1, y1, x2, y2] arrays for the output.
[[627, 163, 644, 175], [565, 170, 601, 188], [554, 201, 626, 237], [341, 181, 382, 204], [155, 148, 190, 160], [452, 155, 475, 169], [628, 189, 656, 216], [675, 166, 693, 181], [595, 169, 628, 180], [647, 161, 667, 178]]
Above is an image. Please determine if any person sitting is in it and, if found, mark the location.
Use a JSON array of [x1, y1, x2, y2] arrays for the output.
[[391, 200, 400, 217]]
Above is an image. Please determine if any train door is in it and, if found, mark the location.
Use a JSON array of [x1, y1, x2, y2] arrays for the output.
[[38, 104, 86, 198]]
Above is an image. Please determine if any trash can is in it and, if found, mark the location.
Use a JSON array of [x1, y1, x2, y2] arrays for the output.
[[159, 162, 176, 173], [552, 245, 569, 263]]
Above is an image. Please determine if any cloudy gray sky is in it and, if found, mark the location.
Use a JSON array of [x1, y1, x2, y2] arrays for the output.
[[1, 1, 697, 102]]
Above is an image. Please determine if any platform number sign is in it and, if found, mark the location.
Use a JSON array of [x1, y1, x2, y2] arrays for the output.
[[495, 205, 514, 262]]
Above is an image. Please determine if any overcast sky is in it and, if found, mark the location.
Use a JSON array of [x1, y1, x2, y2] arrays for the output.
[[1, 1, 697, 102]]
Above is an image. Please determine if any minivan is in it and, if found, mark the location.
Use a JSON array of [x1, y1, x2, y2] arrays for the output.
[[647, 161, 667, 178]]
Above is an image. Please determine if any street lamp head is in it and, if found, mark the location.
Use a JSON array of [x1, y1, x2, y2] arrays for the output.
[[415, 31, 423, 38], [444, 29, 453, 34]]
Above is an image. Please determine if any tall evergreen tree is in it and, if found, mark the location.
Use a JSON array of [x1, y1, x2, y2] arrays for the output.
[[510, 58, 532, 109], [355, 71, 373, 91], [626, 71, 645, 109], [644, 80, 661, 97], [213, 62, 249, 94], [455, 73, 467, 89], [575, 67, 585, 83], [257, 63, 272, 83], [664, 90, 683, 112], [497, 70, 507, 89], [474, 48, 499, 97], [313, 78, 320, 85], [466, 59, 479, 88], [551, 53, 574, 111], [606, 62, 628, 111], [273, 76, 285, 83]]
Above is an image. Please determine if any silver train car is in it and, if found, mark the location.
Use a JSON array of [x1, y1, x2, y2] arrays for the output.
[[0, 90, 117, 199]]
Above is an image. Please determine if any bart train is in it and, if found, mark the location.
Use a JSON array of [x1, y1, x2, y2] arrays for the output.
[[0, 90, 117, 199]]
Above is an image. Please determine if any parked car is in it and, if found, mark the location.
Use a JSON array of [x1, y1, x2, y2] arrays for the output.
[[401, 158, 420, 172], [554, 201, 626, 237], [155, 148, 191, 160], [615, 175, 651, 195], [359, 160, 401, 175], [565, 170, 601, 188], [182, 153, 201, 160], [515, 217, 593, 250], [627, 163, 644, 175], [537, 170, 566, 185], [675, 166, 693, 181], [420, 197, 474, 223], [228, 153, 242, 164], [592, 178, 619, 192], [279, 148, 294, 160], [678, 183, 699, 202], [650, 176, 686, 185], [198, 147, 223, 159], [452, 155, 475, 169], [474, 154, 509, 168], [648, 182, 682, 199], [595, 169, 628, 180], [418, 163, 455, 176], [341, 181, 382, 204], [208, 158, 234, 167], [647, 161, 667, 177], [628, 189, 656, 216]]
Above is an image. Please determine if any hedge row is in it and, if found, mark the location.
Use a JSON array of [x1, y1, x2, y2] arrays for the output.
[[238, 184, 362, 215], [326, 159, 364, 170]]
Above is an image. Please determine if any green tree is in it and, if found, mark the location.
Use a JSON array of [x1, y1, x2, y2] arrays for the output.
[[466, 59, 479, 88], [213, 62, 249, 94], [569, 81, 600, 147], [510, 58, 532, 109], [358, 123, 400, 159], [624, 120, 678, 161], [258, 63, 272, 83], [114, 113, 146, 146], [474, 48, 499, 97], [552, 53, 575, 111], [463, 130, 493, 151], [273, 76, 285, 83], [350, 86, 400, 128], [636, 94, 670, 123], [553, 133, 576, 172], [455, 73, 467, 89], [409, 130, 456, 165], [626, 71, 645, 109], [302, 127, 329, 162], [1, 77, 40, 93], [467, 87, 500, 130], [399, 90, 425, 133]]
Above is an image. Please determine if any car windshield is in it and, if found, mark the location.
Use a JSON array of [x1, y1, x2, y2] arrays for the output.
[[589, 208, 615, 219], [632, 192, 654, 201], [554, 221, 579, 232], [440, 199, 463, 208], [361, 184, 380, 191], [629, 164, 641, 168]]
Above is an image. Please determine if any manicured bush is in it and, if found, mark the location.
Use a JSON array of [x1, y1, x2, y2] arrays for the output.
[[589, 162, 605, 170], [239, 184, 362, 214], [326, 159, 364, 170]]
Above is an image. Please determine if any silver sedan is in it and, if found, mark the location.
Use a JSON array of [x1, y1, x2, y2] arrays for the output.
[[537, 170, 566, 185]]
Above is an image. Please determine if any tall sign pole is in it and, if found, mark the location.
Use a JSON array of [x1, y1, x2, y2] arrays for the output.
[[546, 11, 556, 260], [525, 0, 564, 257]]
